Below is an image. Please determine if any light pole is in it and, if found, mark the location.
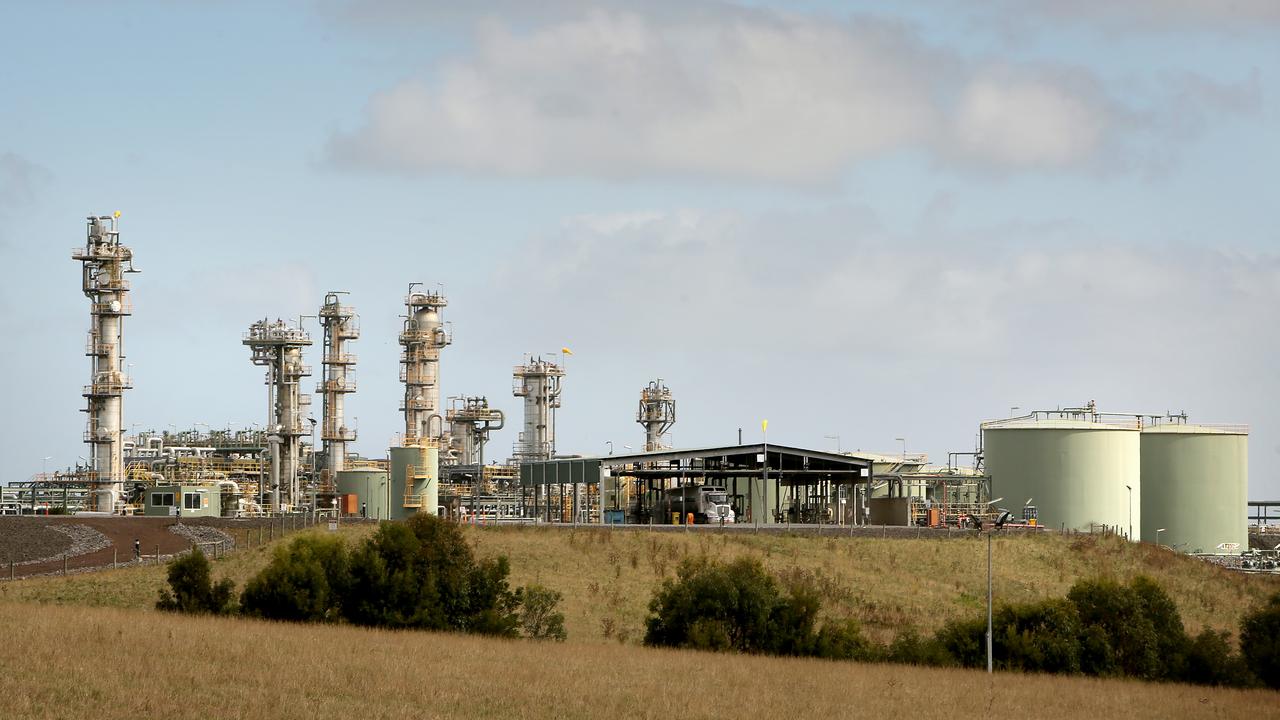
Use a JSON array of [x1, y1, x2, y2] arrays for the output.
[[824, 434, 841, 453], [1156, 528, 1166, 547], [42, 456, 52, 476], [606, 441, 613, 456], [984, 496, 1003, 675], [895, 437, 906, 460], [987, 528, 993, 674], [1125, 484, 1133, 540], [1009, 406, 1020, 417]]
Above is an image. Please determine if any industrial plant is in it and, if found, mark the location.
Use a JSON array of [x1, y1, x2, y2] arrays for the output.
[[0, 214, 1266, 562]]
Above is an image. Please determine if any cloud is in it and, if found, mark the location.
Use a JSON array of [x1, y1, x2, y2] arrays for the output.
[[498, 206, 1280, 368], [989, 0, 1280, 33], [328, 8, 1125, 182]]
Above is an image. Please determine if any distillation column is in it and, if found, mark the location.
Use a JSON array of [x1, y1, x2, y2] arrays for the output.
[[318, 292, 358, 475], [512, 356, 565, 463], [244, 319, 312, 511], [73, 214, 138, 512], [637, 379, 676, 451], [399, 286, 450, 444]]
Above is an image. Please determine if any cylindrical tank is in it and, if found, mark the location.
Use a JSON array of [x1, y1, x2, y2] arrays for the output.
[[983, 419, 1140, 534], [336, 469, 390, 520], [1140, 425, 1247, 553], [389, 444, 440, 520]]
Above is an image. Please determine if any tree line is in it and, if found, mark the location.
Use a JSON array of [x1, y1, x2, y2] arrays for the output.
[[156, 514, 566, 641], [643, 556, 1280, 689]]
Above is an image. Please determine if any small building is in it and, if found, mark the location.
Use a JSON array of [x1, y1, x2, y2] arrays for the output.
[[144, 484, 221, 518], [520, 443, 873, 525]]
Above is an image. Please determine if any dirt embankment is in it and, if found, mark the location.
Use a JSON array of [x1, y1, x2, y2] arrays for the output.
[[0, 516, 332, 579]]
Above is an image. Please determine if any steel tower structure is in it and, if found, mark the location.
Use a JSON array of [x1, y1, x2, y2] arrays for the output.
[[244, 319, 312, 510], [317, 292, 357, 474], [399, 285, 450, 445], [73, 214, 138, 512], [512, 356, 564, 463], [637, 378, 676, 451]]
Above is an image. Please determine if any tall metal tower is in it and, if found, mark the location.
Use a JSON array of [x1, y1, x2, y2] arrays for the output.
[[512, 356, 564, 463], [244, 319, 312, 510], [73, 214, 138, 512], [637, 379, 676, 451], [317, 292, 357, 474], [399, 285, 450, 445], [447, 396, 505, 466]]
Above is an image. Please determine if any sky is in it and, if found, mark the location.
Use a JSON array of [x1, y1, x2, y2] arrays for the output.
[[1, 0, 1277, 498]]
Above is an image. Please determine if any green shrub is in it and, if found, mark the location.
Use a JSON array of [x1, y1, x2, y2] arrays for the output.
[[993, 598, 1082, 674], [813, 618, 878, 661], [518, 585, 567, 641], [935, 616, 986, 668], [1185, 629, 1250, 687], [643, 556, 871, 660], [240, 535, 350, 622], [341, 515, 522, 636], [1067, 578, 1160, 679], [1130, 576, 1190, 681], [886, 628, 952, 667], [1240, 591, 1280, 689], [644, 556, 781, 653], [156, 548, 235, 615]]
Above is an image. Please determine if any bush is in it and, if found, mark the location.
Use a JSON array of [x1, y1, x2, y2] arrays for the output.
[[644, 556, 781, 653], [240, 534, 350, 622], [1240, 591, 1280, 689], [1185, 629, 1250, 687], [813, 618, 878, 661], [935, 616, 986, 668], [993, 599, 1083, 674], [887, 628, 952, 667], [341, 515, 522, 636], [1067, 578, 1160, 678], [156, 548, 235, 615], [643, 556, 870, 660], [518, 585, 567, 641]]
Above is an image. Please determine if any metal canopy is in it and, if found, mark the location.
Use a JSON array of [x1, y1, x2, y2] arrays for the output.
[[598, 443, 872, 472]]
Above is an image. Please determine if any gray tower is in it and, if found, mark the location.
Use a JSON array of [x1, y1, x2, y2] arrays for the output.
[[244, 319, 312, 510], [74, 213, 139, 512]]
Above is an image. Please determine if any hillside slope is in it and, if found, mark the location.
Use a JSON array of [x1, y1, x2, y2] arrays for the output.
[[3, 524, 1276, 646], [2, 603, 1276, 720]]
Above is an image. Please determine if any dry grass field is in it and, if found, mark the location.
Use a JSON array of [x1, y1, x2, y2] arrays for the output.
[[2, 524, 1278, 646], [473, 526, 1280, 644], [1, 603, 1276, 720]]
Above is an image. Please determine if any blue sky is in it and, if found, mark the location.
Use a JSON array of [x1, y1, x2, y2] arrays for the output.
[[2, 0, 1277, 498]]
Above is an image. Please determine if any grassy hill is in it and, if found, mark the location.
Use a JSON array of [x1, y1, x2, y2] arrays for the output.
[[2, 524, 1277, 645], [2, 602, 1277, 720]]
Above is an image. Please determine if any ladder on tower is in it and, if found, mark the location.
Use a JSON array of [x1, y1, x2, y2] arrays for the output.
[[403, 464, 422, 508]]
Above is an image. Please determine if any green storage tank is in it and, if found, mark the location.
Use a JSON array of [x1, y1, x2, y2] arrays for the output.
[[389, 444, 440, 520], [1140, 424, 1248, 553], [336, 469, 391, 520], [983, 418, 1140, 535]]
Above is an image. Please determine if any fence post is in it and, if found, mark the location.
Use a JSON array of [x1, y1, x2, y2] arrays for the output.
[[113, 547, 117, 569], [63, 554, 67, 575], [10, 560, 14, 580], [155, 544, 160, 565]]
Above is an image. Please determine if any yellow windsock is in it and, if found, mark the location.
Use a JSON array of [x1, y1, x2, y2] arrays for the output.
[[762, 419, 768, 432], [112, 210, 121, 218], [561, 347, 573, 356]]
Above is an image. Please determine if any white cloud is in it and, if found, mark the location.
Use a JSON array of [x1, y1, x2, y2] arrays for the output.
[[996, 0, 1280, 32], [328, 8, 1122, 182], [500, 207, 1280, 368], [950, 67, 1110, 168]]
